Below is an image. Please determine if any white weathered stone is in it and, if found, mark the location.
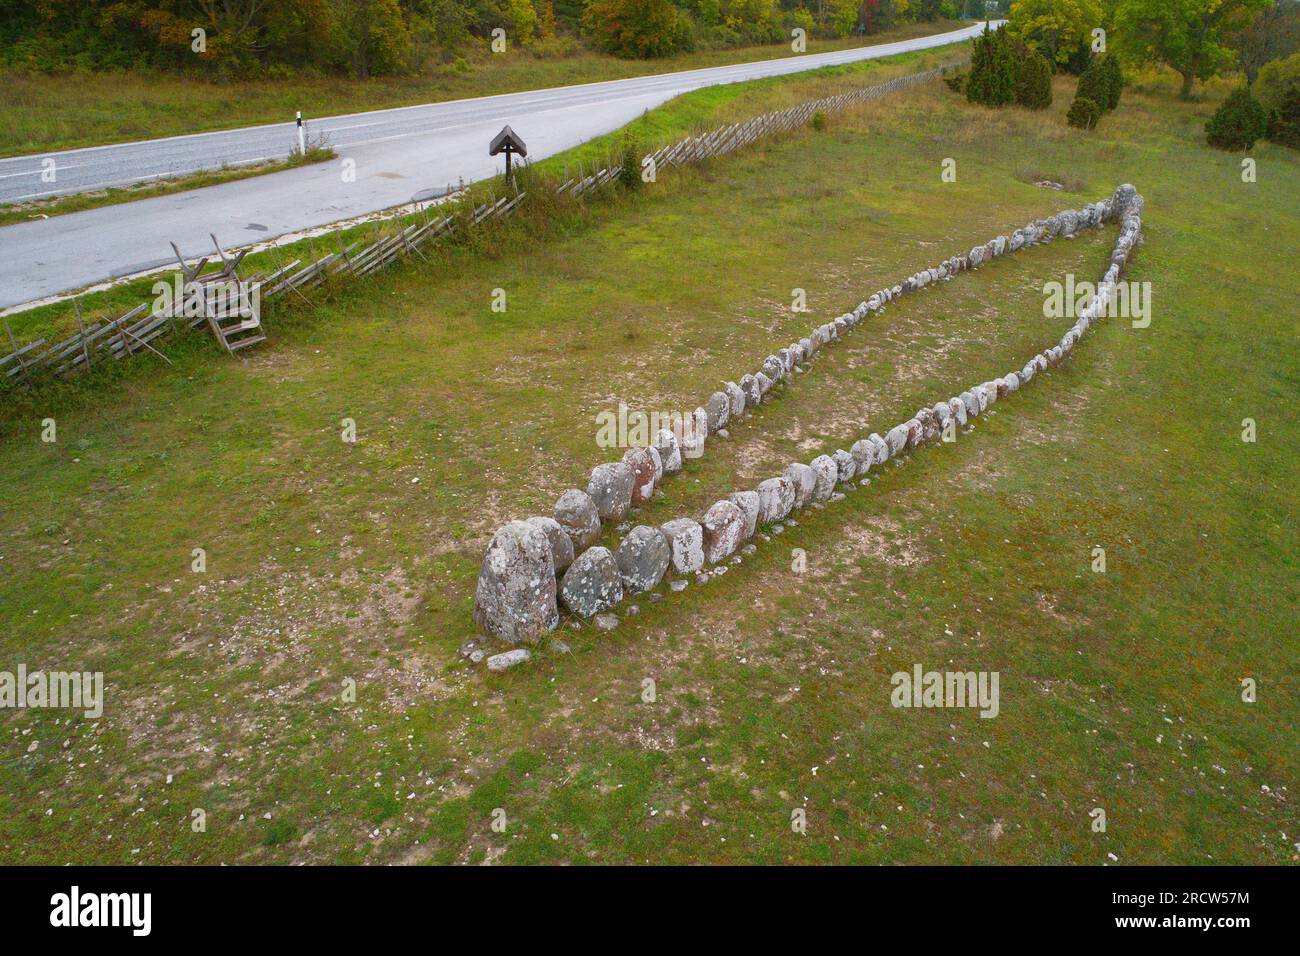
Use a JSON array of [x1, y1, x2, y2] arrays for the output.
[[832, 449, 856, 482], [727, 490, 761, 539], [757, 476, 797, 522], [660, 518, 705, 575], [654, 428, 682, 474], [486, 648, 531, 672], [809, 455, 838, 501]]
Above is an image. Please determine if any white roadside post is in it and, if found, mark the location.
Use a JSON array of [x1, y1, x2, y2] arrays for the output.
[[296, 111, 305, 156]]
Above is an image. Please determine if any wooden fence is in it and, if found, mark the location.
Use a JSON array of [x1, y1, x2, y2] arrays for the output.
[[1, 63, 956, 387]]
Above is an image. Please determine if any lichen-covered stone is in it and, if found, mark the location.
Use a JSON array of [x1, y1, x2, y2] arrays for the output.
[[727, 490, 761, 538], [832, 449, 856, 483], [588, 462, 635, 521], [486, 648, 531, 672], [616, 526, 670, 594], [740, 373, 761, 408], [784, 462, 817, 508], [757, 476, 797, 522], [809, 455, 838, 501], [473, 521, 559, 644], [559, 546, 623, 618], [725, 382, 746, 417], [526, 516, 574, 573], [554, 489, 602, 553], [850, 440, 874, 475], [621, 446, 656, 507], [701, 500, 746, 564], [706, 391, 730, 433], [660, 518, 705, 575], [885, 424, 910, 456], [654, 428, 682, 474]]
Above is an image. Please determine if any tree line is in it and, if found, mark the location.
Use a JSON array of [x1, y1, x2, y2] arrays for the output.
[[0, 0, 970, 77]]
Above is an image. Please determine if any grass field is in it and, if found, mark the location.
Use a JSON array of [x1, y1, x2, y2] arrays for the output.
[[0, 20, 964, 157], [0, 67, 1295, 865]]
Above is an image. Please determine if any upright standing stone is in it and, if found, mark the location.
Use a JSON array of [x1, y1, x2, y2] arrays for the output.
[[701, 500, 746, 564], [473, 521, 559, 644], [660, 518, 705, 574], [616, 526, 671, 594], [706, 391, 730, 433], [784, 462, 817, 508], [622, 447, 656, 507], [526, 516, 574, 573], [727, 490, 761, 539], [554, 489, 602, 553], [559, 546, 623, 618], [809, 455, 838, 501], [654, 428, 682, 474], [588, 462, 635, 520], [756, 476, 796, 523]]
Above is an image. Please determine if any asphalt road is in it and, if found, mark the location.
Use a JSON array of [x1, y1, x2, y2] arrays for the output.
[[0, 22, 990, 310]]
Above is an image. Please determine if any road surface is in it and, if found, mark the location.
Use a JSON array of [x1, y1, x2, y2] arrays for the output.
[[0, 22, 990, 311]]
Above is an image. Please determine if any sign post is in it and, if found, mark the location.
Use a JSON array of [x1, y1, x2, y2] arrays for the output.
[[488, 126, 528, 178]]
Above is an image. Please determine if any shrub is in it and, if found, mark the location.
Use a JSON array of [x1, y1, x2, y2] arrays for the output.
[[1267, 84, 1300, 149], [967, 24, 1015, 107], [618, 132, 642, 189], [1100, 53, 1124, 111], [1255, 52, 1300, 115], [1205, 86, 1269, 150], [810, 110, 827, 131], [1076, 56, 1111, 112], [1015, 51, 1053, 109], [1067, 95, 1101, 130], [944, 71, 967, 94]]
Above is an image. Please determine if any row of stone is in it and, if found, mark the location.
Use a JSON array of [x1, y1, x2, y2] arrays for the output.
[[553, 185, 1146, 624], [472, 186, 1142, 646]]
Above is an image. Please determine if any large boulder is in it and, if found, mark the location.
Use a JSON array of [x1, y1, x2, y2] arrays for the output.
[[727, 490, 761, 538], [588, 461, 635, 520], [701, 500, 746, 564], [809, 455, 838, 501], [621, 447, 656, 507], [740, 374, 761, 408], [554, 489, 602, 553], [756, 476, 796, 523], [784, 462, 817, 508], [559, 546, 623, 618], [616, 526, 670, 594], [473, 521, 559, 644], [526, 516, 574, 573]]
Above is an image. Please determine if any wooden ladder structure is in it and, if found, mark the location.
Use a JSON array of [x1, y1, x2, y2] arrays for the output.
[[170, 235, 267, 355]]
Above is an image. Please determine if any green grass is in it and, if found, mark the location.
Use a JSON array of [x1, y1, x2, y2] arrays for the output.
[[0, 21, 966, 158], [0, 69, 1294, 865]]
